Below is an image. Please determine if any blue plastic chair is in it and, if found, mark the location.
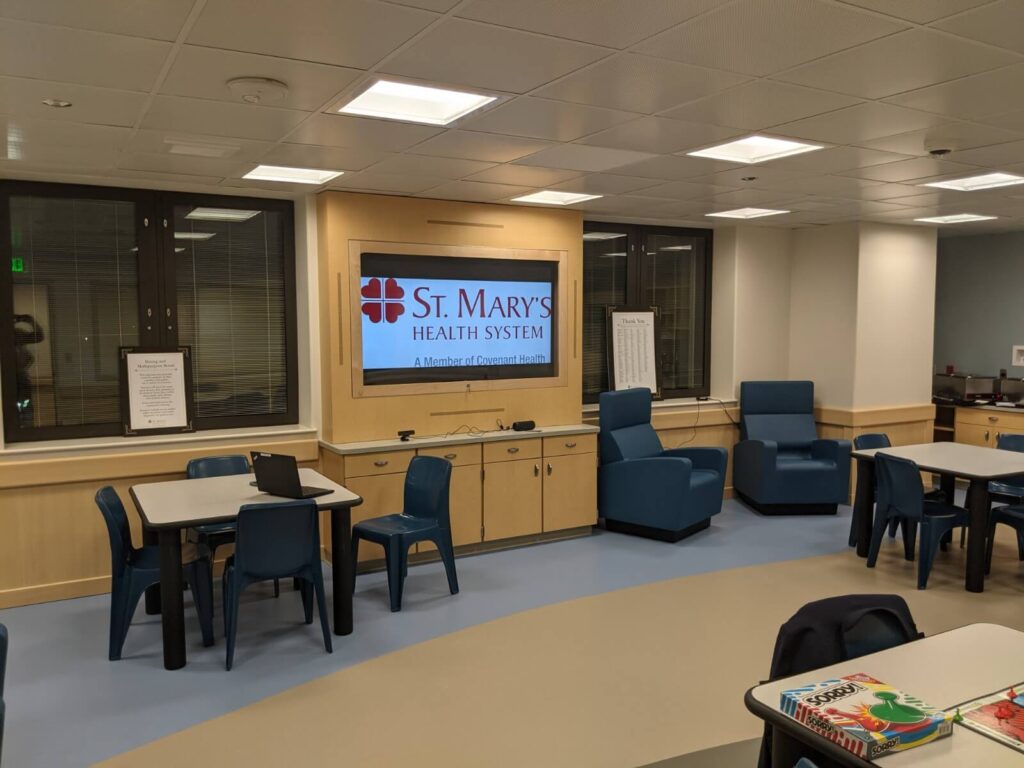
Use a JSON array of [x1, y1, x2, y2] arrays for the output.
[[867, 454, 968, 589], [984, 434, 1024, 573], [0, 622, 7, 763], [96, 487, 214, 660], [222, 500, 331, 670], [186, 455, 280, 598], [352, 456, 458, 612]]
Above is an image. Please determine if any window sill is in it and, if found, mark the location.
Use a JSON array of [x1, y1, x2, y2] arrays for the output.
[[581, 396, 736, 415], [0, 424, 317, 461]]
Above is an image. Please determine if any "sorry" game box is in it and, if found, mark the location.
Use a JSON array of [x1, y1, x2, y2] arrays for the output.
[[780, 674, 954, 760]]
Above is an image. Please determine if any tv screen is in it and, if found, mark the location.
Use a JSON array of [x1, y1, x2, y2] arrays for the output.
[[359, 252, 557, 386]]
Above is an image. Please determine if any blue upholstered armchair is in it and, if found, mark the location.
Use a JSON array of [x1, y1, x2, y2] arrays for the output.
[[598, 388, 727, 541], [734, 381, 851, 515]]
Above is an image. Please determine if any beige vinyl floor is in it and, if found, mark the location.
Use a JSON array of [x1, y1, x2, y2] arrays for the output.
[[96, 531, 1024, 768]]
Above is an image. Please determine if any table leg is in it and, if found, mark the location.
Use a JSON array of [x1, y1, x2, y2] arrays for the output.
[[143, 527, 161, 615], [330, 506, 353, 636], [940, 473, 956, 504], [965, 479, 990, 593], [158, 528, 186, 670], [854, 458, 875, 558]]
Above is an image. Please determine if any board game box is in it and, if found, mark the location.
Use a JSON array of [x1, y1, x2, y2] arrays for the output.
[[780, 673, 954, 760], [954, 683, 1024, 753]]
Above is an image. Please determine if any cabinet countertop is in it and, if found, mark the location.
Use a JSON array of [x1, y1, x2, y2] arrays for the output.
[[320, 424, 599, 456], [954, 404, 1024, 415]]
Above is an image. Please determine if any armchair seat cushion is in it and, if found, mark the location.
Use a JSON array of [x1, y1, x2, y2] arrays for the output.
[[776, 458, 837, 473]]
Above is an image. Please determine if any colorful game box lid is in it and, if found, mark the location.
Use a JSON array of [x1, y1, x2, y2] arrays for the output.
[[781, 673, 953, 760]]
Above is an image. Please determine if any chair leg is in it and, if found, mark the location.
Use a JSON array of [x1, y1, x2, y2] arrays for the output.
[[300, 579, 314, 625], [434, 534, 459, 596], [225, 578, 242, 671], [902, 519, 917, 562], [386, 538, 405, 612], [918, 524, 941, 590], [887, 517, 899, 539], [960, 526, 966, 549], [1017, 529, 1024, 562], [986, 520, 999, 575], [108, 576, 129, 661], [866, 510, 892, 568], [351, 533, 361, 594], [312, 568, 333, 654], [188, 560, 215, 647], [273, 578, 281, 598]]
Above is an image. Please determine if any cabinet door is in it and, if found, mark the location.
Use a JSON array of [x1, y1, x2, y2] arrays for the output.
[[957, 422, 995, 448], [345, 473, 405, 563], [420, 463, 483, 552], [543, 453, 597, 532], [483, 459, 542, 541]]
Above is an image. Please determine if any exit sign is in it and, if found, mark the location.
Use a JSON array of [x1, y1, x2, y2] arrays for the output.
[[11, 257, 23, 273]]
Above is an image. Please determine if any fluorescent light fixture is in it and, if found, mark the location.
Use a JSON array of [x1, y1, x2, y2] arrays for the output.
[[924, 172, 1024, 191], [914, 214, 998, 224], [185, 207, 260, 222], [338, 80, 496, 126], [583, 232, 627, 241], [242, 164, 343, 185], [688, 135, 823, 164], [512, 190, 602, 206], [174, 231, 216, 241], [706, 207, 790, 219]]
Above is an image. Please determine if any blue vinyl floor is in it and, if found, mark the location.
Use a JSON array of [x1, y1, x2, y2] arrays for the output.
[[0, 500, 853, 767]]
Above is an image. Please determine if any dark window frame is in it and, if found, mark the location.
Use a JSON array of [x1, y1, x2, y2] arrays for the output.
[[582, 221, 713, 404], [0, 181, 298, 443]]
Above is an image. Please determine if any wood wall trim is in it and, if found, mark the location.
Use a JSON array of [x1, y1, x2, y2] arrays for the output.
[[814, 404, 936, 428]]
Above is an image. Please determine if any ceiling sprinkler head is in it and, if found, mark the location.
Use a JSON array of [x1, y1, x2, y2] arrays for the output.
[[226, 77, 289, 106]]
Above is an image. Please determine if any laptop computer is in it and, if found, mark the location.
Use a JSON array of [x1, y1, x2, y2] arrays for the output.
[[250, 452, 332, 500]]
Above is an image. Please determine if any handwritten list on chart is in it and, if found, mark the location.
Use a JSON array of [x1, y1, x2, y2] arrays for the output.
[[611, 311, 657, 392]]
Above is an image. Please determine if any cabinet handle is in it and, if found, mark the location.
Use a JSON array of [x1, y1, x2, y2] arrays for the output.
[[534, 464, 539, 477], [989, 416, 999, 423], [373, 459, 389, 467], [985, 430, 990, 441], [547, 463, 553, 476], [564, 441, 576, 449], [507, 446, 520, 454], [444, 453, 457, 460]]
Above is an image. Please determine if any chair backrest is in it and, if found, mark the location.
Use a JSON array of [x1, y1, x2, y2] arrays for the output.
[[598, 388, 663, 464], [739, 381, 817, 449], [876, 453, 924, 522], [404, 455, 453, 527], [853, 432, 891, 451], [95, 486, 134, 574], [234, 500, 319, 580], [995, 433, 1024, 488], [841, 610, 911, 659], [186, 454, 250, 479]]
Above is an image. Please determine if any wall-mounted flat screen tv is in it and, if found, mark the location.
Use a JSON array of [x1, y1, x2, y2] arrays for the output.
[[359, 252, 557, 386]]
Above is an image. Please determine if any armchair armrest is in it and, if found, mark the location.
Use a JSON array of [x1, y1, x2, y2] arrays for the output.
[[811, 439, 852, 463], [733, 439, 777, 498], [662, 447, 728, 475], [599, 457, 692, 529]]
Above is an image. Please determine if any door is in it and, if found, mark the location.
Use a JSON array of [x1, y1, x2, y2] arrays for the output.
[[543, 453, 598, 532], [483, 458, 542, 541], [957, 422, 994, 448]]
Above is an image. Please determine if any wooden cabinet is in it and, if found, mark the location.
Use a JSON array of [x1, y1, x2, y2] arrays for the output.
[[483, 458, 542, 541], [955, 407, 1024, 448], [543, 452, 597, 532], [344, 472, 405, 563]]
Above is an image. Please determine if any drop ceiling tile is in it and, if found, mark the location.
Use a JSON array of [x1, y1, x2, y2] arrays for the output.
[[773, 102, 945, 144], [260, 143, 391, 171], [627, 179, 739, 200], [189, 0, 435, 68], [0, 77, 147, 127], [938, 139, 1024, 167], [613, 153, 742, 180], [577, 117, 739, 154], [142, 96, 309, 141], [708, 188, 797, 206], [856, 183, 930, 201], [634, 0, 906, 76], [765, 174, 887, 197], [111, 168, 227, 186], [935, 0, 1024, 55], [776, 29, 1018, 100], [366, 153, 496, 178], [219, 177, 323, 193], [837, 156, 980, 182], [161, 46, 362, 112], [568, 194, 688, 217], [0, 143, 120, 168], [0, 19, 171, 91], [386, 0, 460, 11], [767, 146, 914, 173], [286, 113, 443, 151], [512, 144, 655, 172], [662, 80, 861, 130], [328, 171, 447, 194], [987, 109, 1024, 134], [380, 19, 609, 94], [408, 130, 553, 162], [536, 54, 747, 115], [0, 0, 195, 40], [117, 152, 249, 178], [0, 116, 130, 151], [462, 98, 636, 142], [126, 129, 272, 160], [455, 0, 728, 49], [858, 122, 1023, 155], [464, 165, 582, 186], [884, 63, 1024, 120], [550, 173, 664, 195], [835, 0, 994, 23], [688, 165, 814, 190], [420, 180, 532, 202]]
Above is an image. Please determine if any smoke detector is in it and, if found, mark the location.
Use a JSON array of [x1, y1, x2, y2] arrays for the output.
[[226, 77, 289, 106]]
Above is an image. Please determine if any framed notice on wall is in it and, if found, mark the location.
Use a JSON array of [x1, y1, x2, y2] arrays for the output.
[[119, 347, 195, 436], [607, 306, 661, 398]]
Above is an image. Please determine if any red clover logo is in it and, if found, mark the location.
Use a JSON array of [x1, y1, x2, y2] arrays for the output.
[[361, 277, 405, 324]]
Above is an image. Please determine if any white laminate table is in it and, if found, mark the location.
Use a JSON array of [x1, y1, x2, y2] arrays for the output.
[[746, 623, 1024, 767], [850, 443, 1024, 592], [130, 469, 362, 670]]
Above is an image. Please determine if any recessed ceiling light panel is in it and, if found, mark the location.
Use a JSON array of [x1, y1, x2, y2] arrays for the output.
[[688, 135, 823, 164], [242, 164, 343, 184], [914, 214, 998, 224], [706, 207, 790, 219], [924, 173, 1024, 191], [338, 80, 496, 126], [512, 191, 602, 206], [185, 207, 261, 222]]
